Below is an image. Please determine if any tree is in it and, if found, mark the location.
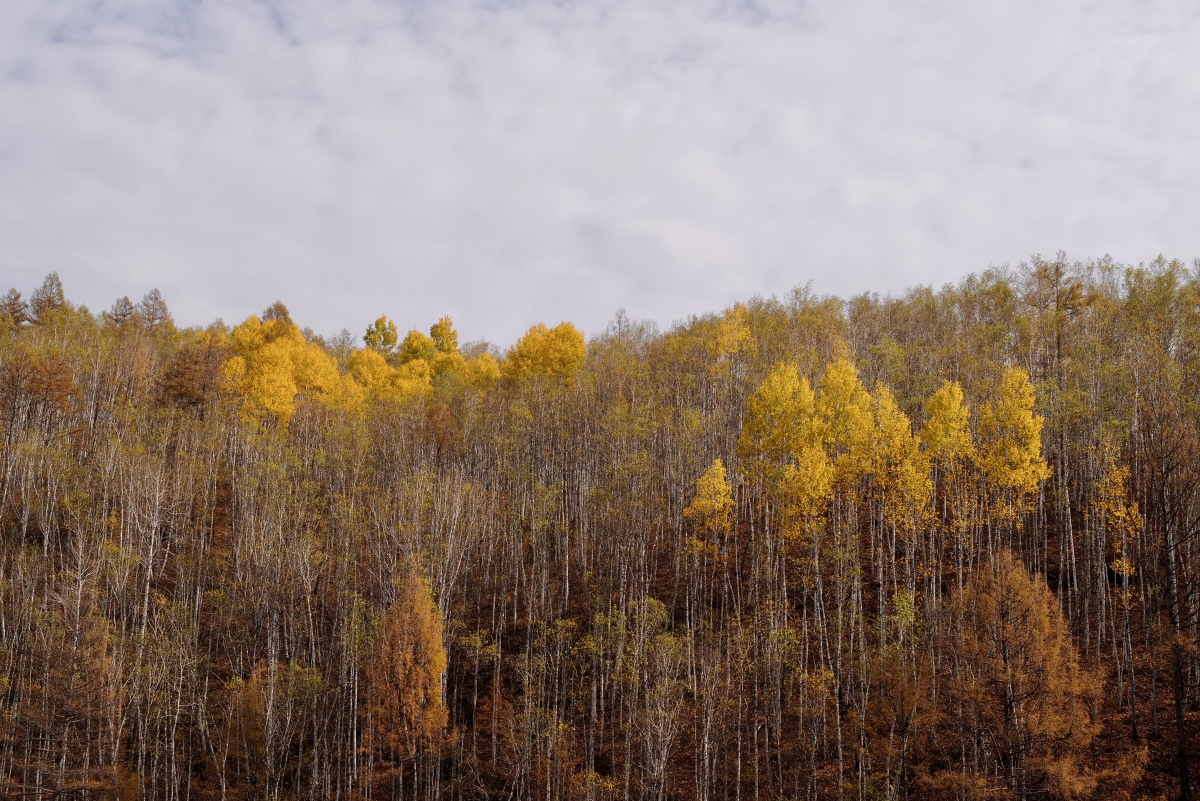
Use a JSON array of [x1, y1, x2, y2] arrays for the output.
[[430, 316, 459, 355], [139, 289, 173, 332], [815, 357, 873, 474], [29, 272, 66, 322], [978, 367, 1051, 525], [398, 328, 437, 365], [684, 458, 734, 543], [365, 315, 400, 352], [155, 328, 230, 416], [106, 295, 136, 327], [736, 362, 816, 485], [262, 300, 292, 324], [868, 383, 930, 530], [227, 661, 323, 798], [939, 553, 1098, 799], [347, 347, 431, 405], [1, 576, 128, 799], [921, 381, 974, 469], [364, 569, 450, 797], [220, 313, 352, 423], [0, 288, 28, 326], [502, 322, 586, 383]]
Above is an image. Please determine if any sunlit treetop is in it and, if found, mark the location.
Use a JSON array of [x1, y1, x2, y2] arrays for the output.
[[397, 316, 467, 378], [399, 329, 438, 365], [978, 367, 1051, 501], [364, 315, 400, 353], [501, 322, 586, 383], [465, 351, 501, 387], [737, 362, 816, 477], [921, 380, 975, 468], [869, 383, 931, 525], [346, 347, 431, 406], [814, 358, 873, 477], [220, 304, 353, 424], [429, 316, 458, 355], [712, 304, 755, 361]]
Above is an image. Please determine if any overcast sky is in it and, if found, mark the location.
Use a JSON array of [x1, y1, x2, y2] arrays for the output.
[[2, 0, 1197, 346]]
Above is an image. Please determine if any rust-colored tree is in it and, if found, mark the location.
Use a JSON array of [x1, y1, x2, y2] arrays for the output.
[[936, 553, 1098, 800], [364, 568, 450, 799]]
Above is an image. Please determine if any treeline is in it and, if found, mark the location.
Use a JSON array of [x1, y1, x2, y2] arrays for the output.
[[0, 256, 1198, 800]]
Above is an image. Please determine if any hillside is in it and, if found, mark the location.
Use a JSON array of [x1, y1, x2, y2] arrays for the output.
[[1, 257, 1198, 801]]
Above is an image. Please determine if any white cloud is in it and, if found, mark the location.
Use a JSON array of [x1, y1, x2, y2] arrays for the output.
[[1, 0, 1198, 344]]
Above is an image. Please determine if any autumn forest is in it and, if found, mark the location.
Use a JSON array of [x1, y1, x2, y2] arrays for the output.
[[3, 256, 1200, 801]]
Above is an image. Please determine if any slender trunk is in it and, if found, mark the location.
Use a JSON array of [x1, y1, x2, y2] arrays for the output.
[[1165, 524, 1192, 800]]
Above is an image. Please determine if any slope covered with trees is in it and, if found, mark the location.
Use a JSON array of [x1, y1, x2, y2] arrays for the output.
[[1, 256, 1198, 800]]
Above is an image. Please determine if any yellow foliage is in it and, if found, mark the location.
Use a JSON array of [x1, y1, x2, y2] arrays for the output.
[[684, 458, 734, 540], [920, 381, 974, 467], [347, 347, 431, 405], [246, 340, 299, 419], [364, 315, 399, 351], [978, 367, 1052, 503], [347, 347, 393, 388], [396, 358, 432, 389], [398, 329, 437, 364], [869, 384, 931, 526], [429, 315, 459, 355], [777, 446, 834, 533], [431, 350, 466, 379], [466, 351, 501, 387], [221, 315, 350, 424], [1095, 446, 1141, 578], [712, 304, 755, 361], [814, 358, 873, 477], [375, 316, 466, 381], [502, 322, 586, 382], [737, 363, 816, 472]]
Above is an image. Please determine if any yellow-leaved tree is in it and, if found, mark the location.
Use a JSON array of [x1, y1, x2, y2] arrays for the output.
[[429, 315, 458, 355], [776, 446, 835, 540], [920, 380, 974, 470], [737, 363, 832, 539], [347, 348, 431, 406], [920, 380, 979, 592], [220, 307, 354, 424], [868, 384, 930, 531], [709, 304, 757, 385], [465, 351, 501, 387], [683, 457, 738, 618], [1093, 443, 1142, 740], [398, 328, 437, 364], [364, 315, 399, 352], [815, 358, 874, 481], [737, 362, 816, 482], [684, 458, 734, 545], [977, 367, 1052, 522], [501, 322, 586, 383], [397, 316, 466, 370]]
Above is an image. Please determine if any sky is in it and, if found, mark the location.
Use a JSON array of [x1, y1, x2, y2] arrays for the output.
[[2, 0, 1198, 346]]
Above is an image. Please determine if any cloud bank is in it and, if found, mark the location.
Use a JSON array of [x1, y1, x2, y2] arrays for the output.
[[2, 0, 1198, 344]]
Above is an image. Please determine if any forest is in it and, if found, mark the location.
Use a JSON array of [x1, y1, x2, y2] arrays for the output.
[[1, 255, 1199, 801]]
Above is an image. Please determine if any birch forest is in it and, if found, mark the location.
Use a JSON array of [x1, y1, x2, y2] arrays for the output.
[[3, 255, 1200, 801]]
